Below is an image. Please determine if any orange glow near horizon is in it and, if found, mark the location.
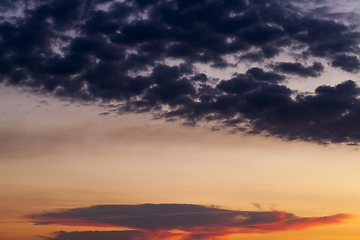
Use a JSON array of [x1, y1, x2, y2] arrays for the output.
[[24, 206, 357, 240], [3, 0, 360, 239], [1, 88, 360, 240]]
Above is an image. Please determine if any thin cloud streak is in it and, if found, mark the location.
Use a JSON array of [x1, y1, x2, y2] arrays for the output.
[[27, 204, 354, 239], [42, 230, 205, 240], [42, 230, 148, 240]]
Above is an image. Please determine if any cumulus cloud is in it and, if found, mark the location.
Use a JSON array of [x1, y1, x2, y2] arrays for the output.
[[1, 0, 360, 144], [331, 54, 360, 72], [273, 62, 324, 77], [27, 203, 353, 240]]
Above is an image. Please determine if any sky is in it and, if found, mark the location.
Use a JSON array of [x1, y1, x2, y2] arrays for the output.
[[1, 0, 360, 239]]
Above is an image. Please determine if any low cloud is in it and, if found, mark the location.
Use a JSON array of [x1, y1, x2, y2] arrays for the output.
[[27, 203, 354, 239], [43, 230, 146, 240], [43, 230, 216, 240]]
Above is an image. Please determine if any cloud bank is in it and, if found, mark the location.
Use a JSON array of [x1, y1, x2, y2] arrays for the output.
[[1, 0, 360, 144], [28, 203, 353, 240]]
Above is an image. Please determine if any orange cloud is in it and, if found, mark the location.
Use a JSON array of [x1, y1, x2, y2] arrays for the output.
[[230, 212, 353, 233], [27, 204, 354, 240]]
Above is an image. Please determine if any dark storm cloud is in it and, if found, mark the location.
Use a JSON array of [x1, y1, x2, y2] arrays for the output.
[[28, 204, 352, 240], [1, 0, 360, 144]]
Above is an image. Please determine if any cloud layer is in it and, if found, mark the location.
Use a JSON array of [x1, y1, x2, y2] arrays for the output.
[[28, 203, 353, 240], [1, 0, 360, 143], [44, 230, 146, 240]]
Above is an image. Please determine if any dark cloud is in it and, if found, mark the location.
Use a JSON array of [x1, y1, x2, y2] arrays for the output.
[[43, 230, 145, 240], [43, 230, 213, 240], [274, 62, 324, 77], [246, 67, 285, 82], [331, 54, 360, 73], [28, 204, 352, 240], [1, 0, 360, 144]]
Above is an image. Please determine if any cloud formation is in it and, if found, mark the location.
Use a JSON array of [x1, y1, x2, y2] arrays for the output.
[[28, 203, 353, 240], [273, 62, 324, 77], [1, 0, 360, 143], [44, 230, 146, 240]]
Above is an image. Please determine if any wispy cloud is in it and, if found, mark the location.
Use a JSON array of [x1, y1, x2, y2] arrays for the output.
[[27, 204, 354, 239]]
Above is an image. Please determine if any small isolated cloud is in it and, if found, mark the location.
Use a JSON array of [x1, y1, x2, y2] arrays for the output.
[[27, 204, 354, 240], [251, 202, 262, 210]]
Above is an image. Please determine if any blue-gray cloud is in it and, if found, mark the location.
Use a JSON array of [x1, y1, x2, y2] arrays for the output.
[[43, 230, 145, 240], [28, 204, 352, 240]]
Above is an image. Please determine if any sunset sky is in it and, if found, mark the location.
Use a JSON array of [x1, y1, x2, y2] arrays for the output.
[[1, 0, 360, 239]]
